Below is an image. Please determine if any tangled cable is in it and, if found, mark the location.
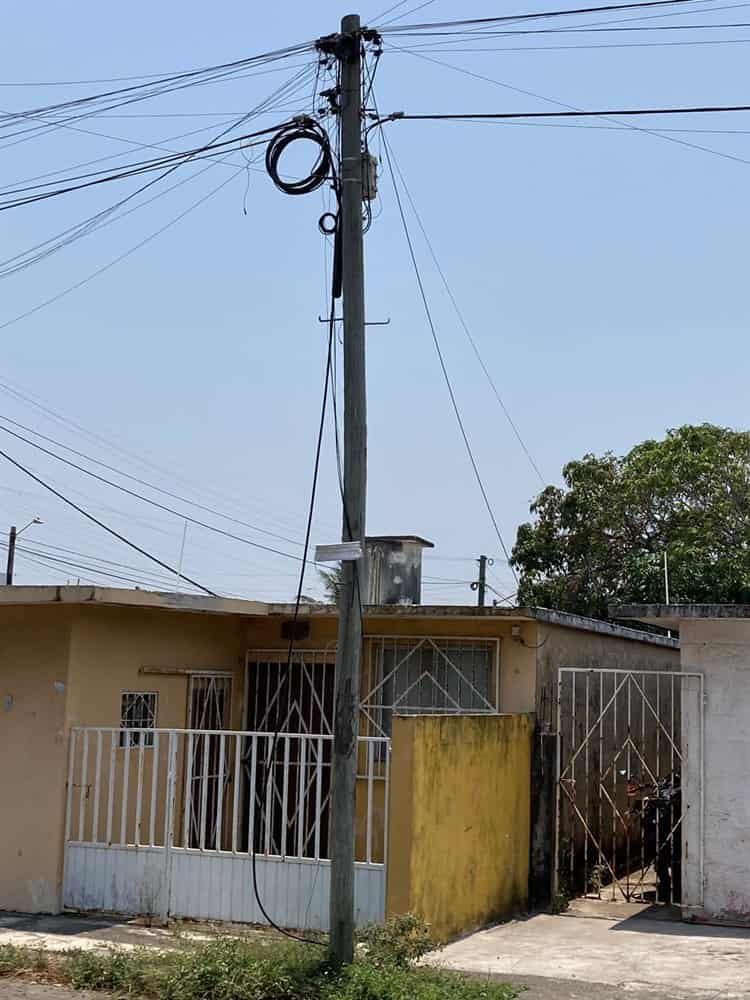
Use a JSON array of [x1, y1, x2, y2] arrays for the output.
[[265, 117, 332, 196]]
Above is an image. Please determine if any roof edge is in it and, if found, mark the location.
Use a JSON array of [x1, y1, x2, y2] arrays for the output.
[[613, 603, 750, 622], [0, 585, 267, 617]]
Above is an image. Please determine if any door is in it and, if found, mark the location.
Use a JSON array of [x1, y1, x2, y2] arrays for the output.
[[186, 673, 233, 849]]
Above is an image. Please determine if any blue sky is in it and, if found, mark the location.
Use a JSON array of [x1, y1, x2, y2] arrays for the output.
[[1, 0, 749, 604]]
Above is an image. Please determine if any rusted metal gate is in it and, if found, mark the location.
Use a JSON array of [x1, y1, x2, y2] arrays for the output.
[[554, 668, 703, 906]]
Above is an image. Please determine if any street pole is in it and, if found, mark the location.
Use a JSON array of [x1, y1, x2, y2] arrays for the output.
[[5, 526, 16, 585], [477, 554, 488, 608], [329, 12, 366, 965]]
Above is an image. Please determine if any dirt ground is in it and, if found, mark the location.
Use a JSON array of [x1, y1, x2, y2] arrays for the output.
[[0, 985, 98, 1000]]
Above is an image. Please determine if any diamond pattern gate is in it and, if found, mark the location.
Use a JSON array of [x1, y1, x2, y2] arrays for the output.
[[555, 668, 703, 906], [361, 637, 499, 739]]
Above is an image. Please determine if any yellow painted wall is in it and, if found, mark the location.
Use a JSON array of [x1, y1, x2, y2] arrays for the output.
[[0, 606, 73, 913], [246, 615, 537, 715], [67, 606, 247, 848], [386, 713, 532, 942], [67, 606, 246, 730]]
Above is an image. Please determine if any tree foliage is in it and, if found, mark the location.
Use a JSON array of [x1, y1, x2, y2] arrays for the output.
[[511, 424, 750, 619]]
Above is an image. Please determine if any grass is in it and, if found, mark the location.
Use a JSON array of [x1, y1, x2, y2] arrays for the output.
[[0, 917, 519, 1000]]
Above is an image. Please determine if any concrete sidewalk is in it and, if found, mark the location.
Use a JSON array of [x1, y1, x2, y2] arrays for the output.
[[0, 912, 219, 954], [428, 901, 750, 1000]]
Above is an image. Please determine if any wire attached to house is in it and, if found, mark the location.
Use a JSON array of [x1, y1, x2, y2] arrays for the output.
[[248, 290, 336, 949]]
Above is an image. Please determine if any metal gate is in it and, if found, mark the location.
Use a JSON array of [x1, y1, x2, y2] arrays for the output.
[[63, 726, 388, 930], [187, 674, 233, 849], [555, 668, 703, 906]]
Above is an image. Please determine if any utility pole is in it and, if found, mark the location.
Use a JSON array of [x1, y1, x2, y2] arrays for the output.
[[5, 526, 16, 585], [329, 12, 366, 965], [5, 517, 43, 585], [477, 554, 488, 608]]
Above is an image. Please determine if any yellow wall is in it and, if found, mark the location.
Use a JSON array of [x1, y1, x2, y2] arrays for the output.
[[245, 615, 537, 716], [67, 606, 246, 730], [67, 606, 247, 848], [386, 713, 532, 942], [0, 606, 73, 913]]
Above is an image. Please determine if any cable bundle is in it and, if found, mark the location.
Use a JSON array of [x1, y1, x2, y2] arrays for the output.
[[265, 117, 332, 195]]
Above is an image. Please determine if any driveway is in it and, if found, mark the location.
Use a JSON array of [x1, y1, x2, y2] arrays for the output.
[[429, 900, 750, 1000]]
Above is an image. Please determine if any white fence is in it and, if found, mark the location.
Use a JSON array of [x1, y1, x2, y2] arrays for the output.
[[63, 728, 389, 930]]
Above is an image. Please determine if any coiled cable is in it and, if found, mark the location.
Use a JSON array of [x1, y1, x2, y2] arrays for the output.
[[265, 117, 332, 196]]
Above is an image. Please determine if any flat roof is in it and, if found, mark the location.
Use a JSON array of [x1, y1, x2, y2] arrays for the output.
[[270, 602, 678, 647], [0, 586, 267, 617], [613, 603, 750, 630], [0, 586, 677, 647]]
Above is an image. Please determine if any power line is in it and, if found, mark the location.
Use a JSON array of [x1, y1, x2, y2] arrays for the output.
[[391, 35, 750, 50], [388, 45, 750, 170], [0, 422, 311, 564], [0, 43, 315, 135], [382, 104, 750, 122], [384, 147, 547, 487], [378, 0, 441, 27], [0, 55, 316, 88], [0, 164, 245, 333], [0, 375, 331, 539], [0, 120, 292, 212], [0, 446, 217, 595], [7, 537, 193, 585], [0, 415, 302, 547], [392, 18, 750, 35], [0, 415, 302, 548], [376, 0, 722, 31], [4, 542, 188, 591], [377, 123, 518, 581]]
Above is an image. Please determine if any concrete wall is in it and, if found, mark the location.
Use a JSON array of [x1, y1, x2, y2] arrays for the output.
[[67, 606, 246, 730], [0, 606, 73, 913], [386, 714, 532, 942], [681, 620, 750, 925]]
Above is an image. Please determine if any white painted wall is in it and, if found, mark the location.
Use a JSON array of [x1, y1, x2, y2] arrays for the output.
[[681, 620, 750, 925]]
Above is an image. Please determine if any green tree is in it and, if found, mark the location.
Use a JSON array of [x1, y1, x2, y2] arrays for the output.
[[511, 424, 750, 619], [319, 564, 342, 604]]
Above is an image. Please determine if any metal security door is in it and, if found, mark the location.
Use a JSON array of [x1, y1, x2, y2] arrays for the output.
[[555, 668, 703, 906], [186, 674, 233, 849]]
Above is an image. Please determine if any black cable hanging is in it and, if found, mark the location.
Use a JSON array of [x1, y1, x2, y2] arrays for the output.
[[265, 117, 333, 195]]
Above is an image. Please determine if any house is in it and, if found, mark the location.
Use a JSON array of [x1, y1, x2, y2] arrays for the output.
[[614, 603, 750, 927], [0, 548, 679, 938]]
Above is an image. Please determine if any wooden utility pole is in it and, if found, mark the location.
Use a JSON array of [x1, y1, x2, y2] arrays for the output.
[[329, 12, 366, 965], [477, 554, 488, 608], [5, 525, 16, 585]]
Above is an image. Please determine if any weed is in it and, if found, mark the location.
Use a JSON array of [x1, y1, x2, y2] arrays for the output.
[[0, 925, 520, 1000], [357, 913, 437, 967]]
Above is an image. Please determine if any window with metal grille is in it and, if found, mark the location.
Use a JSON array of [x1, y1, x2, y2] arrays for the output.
[[119, 692, 157, 747], [362, 637, 498, 741]]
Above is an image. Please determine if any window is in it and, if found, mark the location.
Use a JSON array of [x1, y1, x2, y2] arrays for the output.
[[119, 692, 157, 747], [363, 638, 497, 740]]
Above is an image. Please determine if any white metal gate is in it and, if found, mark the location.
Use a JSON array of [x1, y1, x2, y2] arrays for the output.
[[555, 668, 703, 906], [63, 727, 388, 930]]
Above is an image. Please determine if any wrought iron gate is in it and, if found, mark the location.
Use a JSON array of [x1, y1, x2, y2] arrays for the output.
[[186, 674, 233, 849], [555, 668, 703, 905]]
